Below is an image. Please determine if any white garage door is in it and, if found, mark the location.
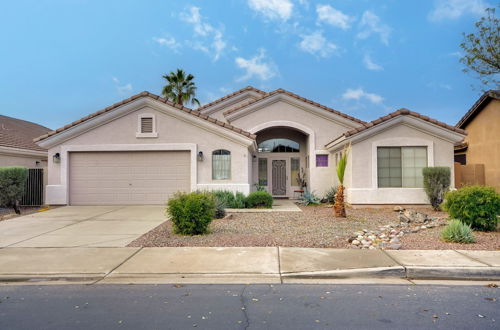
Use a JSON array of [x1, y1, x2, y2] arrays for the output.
[[69, 151, 190, 205]]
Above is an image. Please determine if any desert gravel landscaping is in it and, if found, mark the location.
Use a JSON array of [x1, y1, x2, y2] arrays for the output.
[[128, 205, 499, 250]]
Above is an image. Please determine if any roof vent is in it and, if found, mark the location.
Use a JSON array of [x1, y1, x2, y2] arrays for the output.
[[141, 117, 153, 133]]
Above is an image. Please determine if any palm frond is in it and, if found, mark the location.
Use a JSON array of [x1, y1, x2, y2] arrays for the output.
[[336, 143, 350, 184]]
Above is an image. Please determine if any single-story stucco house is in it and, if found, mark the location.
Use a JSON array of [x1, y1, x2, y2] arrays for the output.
[[0, 115, 50, 168], [34, 87, 466, 206]]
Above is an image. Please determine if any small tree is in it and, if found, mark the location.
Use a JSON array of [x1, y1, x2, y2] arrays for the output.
[[460, 7, 500, 89], [334, 144, 350, 217], [422, 167, 451, 210], [0, 167, 28, 214]]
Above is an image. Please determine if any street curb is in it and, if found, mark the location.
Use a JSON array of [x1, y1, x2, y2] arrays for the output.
[[406, 266, 500, 281], [281, 266, 406, 279]]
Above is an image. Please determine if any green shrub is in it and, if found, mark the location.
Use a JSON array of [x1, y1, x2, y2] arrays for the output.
[[167, 192, 215, 235], [213, 195, 226, 219], [245, 191, 273, 208], [0, 167, 28, 214], [298, 190, 321, 206], [211, 190, 247, 208], [233, 192, 247, 208], [323, 186, 337, 204], [423, 167, 451, 210], [441, 219, 476, 243], [442, 186, 500, 232]]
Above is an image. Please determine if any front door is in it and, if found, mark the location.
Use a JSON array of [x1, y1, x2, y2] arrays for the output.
[[272, 160, 287, 196]]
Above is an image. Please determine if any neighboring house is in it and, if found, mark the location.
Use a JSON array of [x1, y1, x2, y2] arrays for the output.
[[454, 90, 500, 191], [35, 87, 465, 206], [0, 115, 50, 167]]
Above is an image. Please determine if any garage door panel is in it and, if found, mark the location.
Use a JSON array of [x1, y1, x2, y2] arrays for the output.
[[69, 151, 190, 205]]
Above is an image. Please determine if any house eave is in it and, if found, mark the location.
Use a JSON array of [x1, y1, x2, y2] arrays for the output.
[[36, 98, 256, 150]]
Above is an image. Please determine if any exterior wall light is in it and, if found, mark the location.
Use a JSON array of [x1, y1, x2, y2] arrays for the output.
[[53, 153, 61, 163], [197, 151, 204, 161]]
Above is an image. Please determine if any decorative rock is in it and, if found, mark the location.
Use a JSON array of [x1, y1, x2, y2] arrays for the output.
[[352, 240, 360, 245], [390, 237, 400, 244], [390, 243, 402, 250], [393, 206, 404, 212]]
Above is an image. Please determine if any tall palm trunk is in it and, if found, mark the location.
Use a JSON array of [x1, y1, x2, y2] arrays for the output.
[[333, 185, 346, 217], [333, 144, 350, 218]]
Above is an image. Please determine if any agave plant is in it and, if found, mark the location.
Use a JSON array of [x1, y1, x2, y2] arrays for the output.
[[334, 143, 350, 217]]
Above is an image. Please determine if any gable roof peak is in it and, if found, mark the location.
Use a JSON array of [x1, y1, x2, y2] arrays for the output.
[[456, 89, 500, 128], [34, 91, 256, 143], [222, 87, 366, 125], [197, 86, 266, 112]]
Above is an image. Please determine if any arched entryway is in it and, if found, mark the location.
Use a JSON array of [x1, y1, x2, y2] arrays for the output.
[[251, 123, 311, 198]]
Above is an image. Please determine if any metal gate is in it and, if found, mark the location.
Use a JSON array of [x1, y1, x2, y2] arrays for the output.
[[20, 168, 44, 206]]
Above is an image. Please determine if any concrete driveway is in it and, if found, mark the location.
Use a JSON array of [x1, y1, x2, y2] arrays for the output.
[[0, 206, 166, 248]]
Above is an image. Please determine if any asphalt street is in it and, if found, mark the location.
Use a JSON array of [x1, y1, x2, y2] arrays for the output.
[[0, 283, 498, 329]]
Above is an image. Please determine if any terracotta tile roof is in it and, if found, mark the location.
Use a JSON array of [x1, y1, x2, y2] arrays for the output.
[[326, 108, 467, 146], [0, 115, 51, 152], [34, 92, 256, 143], [456, 90, 500, 129], [197, 86, 266, 111], [222, 88, 366, 125]]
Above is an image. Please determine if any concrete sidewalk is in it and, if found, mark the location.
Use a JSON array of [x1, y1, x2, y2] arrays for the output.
[[0, 247, 498, 284]]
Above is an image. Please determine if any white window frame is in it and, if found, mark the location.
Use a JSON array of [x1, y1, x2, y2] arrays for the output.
[[371, 137, 434, 189], [136, 113, 158, 138]]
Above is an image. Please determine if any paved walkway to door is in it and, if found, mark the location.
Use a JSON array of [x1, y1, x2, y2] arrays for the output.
[[0, 206, 166, 248]]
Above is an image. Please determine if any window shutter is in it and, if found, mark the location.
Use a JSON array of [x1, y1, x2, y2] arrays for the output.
[[141, 117, 153, 133]]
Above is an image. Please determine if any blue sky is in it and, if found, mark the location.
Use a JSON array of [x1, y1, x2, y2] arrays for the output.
[[0, 0, 494, 130]]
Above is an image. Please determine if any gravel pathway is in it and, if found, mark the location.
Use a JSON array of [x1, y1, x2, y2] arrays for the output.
[[127, 205, 497, 250]]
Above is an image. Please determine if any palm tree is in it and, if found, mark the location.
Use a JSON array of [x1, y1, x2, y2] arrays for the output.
[[161, 69, 201, 107], [334, 144, 350, 217]]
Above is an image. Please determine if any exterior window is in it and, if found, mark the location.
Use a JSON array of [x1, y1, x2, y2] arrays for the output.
[[258, 139, 299, 152], [291, 157, 300, 186], [212, 149, 231, 180], [316, 154, 328, 167], [258, 158, 268, 186], [377, 147, 427, 188]]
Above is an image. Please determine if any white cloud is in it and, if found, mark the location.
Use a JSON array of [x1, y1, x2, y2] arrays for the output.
[[357, 11, 391, 45], [342, 88, 384, 104], [248, 0, 293, 21], [112, 77, 133, 94], [428, 0, 489, 21], [363, 54, 383, 71], [235, 49, 278, 82], [152, 37, 181, 52], [298, 30, 338, 58], [180, 6, 227, 61], [316, 4, 352, 30]]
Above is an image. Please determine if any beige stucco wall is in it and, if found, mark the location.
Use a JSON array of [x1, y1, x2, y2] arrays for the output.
[[45, 105, 252, 204], [343, 123, 456, 205], [229, 100, 359, 196], [462, 100, 500, 191], [0, 153, 47, 168]]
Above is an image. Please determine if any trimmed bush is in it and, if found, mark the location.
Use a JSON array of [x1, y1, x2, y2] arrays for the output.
[[245, 191, 273, 208], [0, 167, 28, 214], [423, 167, 451, 210], [441, 219, 476, 243], [167, 192, 215, 235], [442, 186, 500, 232]]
